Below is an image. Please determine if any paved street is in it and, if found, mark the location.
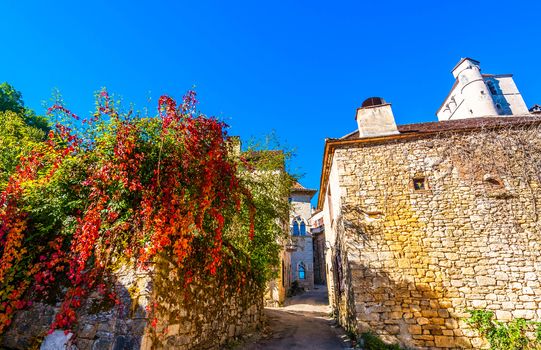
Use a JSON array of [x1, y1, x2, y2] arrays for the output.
[[240, 285, 351, 350]]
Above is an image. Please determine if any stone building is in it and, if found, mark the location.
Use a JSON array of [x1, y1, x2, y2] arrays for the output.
[[318, 58, 541, 349], [265, 181, 317, 305], [437, 58, 529, 121], [311, 209, 327, 285], [265, 237, 292, 306], [289, 182, 317, 290]]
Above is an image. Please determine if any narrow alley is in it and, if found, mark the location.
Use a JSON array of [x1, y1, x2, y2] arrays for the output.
[[240, 285, 352, 350]]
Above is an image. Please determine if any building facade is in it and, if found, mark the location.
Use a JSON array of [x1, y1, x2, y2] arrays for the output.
[[289, 182, 317, 290], [310, 209, 327, 285], [318, 58, 541, 349], [265, 181, 317, 306]]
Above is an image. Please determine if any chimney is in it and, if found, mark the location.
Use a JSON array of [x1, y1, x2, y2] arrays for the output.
[[356, 97, 399, 138]]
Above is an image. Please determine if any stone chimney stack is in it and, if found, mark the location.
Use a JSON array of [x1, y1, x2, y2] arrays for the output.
[[356, 97, 399, 138]]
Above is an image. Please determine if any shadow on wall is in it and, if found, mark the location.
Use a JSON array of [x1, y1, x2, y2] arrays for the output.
[[0, 268, 147, 350], [1, 249, 263, 350], [486, 78, 512, 115], [146, 248, 263, 349], [331, 207, 475, 349], [347, 263, 471, 349]]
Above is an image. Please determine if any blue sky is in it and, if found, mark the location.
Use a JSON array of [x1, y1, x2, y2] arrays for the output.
[[2, 0, 541, 206]]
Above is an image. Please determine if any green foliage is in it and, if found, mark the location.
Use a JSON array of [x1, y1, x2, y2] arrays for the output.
[[467, 310, 541, 350], [224, 145, 293, 287], [0, 111, 45, 189], [0, 82, 49, 132], [0, 82, 24, 114], [0, 89, 292, 332], [287, 280, 304, 297], [360, 332, 403, 350]]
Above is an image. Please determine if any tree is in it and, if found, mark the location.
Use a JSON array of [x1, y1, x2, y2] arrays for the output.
[[0, 82, 49, 131], [0, 82, 24, 114], [0, 110, 45, 189]]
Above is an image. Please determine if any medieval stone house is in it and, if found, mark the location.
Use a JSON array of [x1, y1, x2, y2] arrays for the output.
[[265, 181, 317, 305], [318, 58, 541, 349], [289, 182, 317, 290]]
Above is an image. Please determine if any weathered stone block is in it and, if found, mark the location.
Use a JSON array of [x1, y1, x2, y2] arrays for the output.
[[434, 336, 456, 348], [408, 325, 422, 335], [476, 276, 496, 286], [417, 317, 430, 325], [495, 310, 512, 321]]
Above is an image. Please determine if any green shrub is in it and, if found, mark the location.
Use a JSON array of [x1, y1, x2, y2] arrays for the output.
[[360, 332, 403, 350], [467, 309, 541, 350]]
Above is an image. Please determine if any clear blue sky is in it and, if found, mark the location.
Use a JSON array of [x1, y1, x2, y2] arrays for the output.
[[2, 0, 540, 206]]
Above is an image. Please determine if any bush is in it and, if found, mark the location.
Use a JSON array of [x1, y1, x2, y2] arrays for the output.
[[467, 309, 541, 350], [0, 89, 291, 333], [360, 332, 403, 350], [287, 280, 304, 297]]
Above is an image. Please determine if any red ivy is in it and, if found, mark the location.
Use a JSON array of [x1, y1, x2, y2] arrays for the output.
[[0, 90, 257, 333]]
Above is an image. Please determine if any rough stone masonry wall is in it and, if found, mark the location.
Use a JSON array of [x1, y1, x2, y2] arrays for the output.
[[1, 255, 262, 350], [332, 126, 541, 349]]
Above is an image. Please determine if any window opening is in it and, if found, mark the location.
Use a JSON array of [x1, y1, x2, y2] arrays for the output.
[[292, 220, 300, 235], [281, 260, 285, 287], [487, 81, 497, 95], [485, 177, 503, 187], [413, 177, 427, 191], [298, 263, 306, 280]]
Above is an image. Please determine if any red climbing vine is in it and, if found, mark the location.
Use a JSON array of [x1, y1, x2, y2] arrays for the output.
[[0, 89, 283, 334]]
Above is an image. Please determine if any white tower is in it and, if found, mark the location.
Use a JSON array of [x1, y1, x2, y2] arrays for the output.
[[437, 58, 529, 121], [452, 58, 498, 118]]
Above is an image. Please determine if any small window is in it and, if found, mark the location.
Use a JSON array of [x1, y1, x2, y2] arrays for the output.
[[413, 177, 427, 191], [300, 222, 306, 236], [487, 81, 497, 95], [298, 263, 306, 280], [496, 103, 502, 110]]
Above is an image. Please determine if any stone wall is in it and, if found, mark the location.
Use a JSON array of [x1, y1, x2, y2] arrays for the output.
[[265, 248, 291, 307], [1, 255, 263, 350], [327, 127, 541, 349]]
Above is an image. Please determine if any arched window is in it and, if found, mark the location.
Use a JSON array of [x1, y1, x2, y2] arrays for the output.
[[291, 217, 305, 236], [298, 262, 306, 280], [292, 220, 300, 235]]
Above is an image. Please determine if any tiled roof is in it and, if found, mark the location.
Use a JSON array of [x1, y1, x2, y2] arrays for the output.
[[340, 115, 541, 141], [292, 181, 317, 194]]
